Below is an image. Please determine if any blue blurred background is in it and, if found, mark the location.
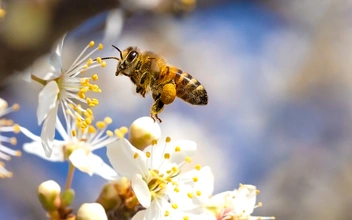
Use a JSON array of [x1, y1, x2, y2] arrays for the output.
[[1, 0, 351, 219]]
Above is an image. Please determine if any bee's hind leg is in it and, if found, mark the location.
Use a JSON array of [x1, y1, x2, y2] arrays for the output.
[[150, 98, 164, 123]]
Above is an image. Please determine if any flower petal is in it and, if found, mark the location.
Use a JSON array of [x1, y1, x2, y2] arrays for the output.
[[40, 101, 59, 157], [157, 140, 197, 166], [132, 173, 151, 208], [107, 138, 148, 179], [132, 210, 146, 220], [23, 141, 64, 162], [69, 148, 93, 175], [90, 153, 119, 180], [37, 81, 59, 125]]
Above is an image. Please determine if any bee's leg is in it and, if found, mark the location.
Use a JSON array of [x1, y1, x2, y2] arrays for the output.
[[150, 95, 164, 123]]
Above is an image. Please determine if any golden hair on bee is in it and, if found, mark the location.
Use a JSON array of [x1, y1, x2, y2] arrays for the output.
[[102, 45, 208, 123]]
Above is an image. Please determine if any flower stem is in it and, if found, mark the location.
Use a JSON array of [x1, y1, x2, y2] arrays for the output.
[[65, 162, 75, 190]]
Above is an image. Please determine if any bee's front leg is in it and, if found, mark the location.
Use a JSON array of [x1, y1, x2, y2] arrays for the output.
[[150, 93, 164, 123]]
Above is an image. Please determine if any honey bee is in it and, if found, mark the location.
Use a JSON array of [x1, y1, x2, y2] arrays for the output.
[[102, 45, 208, 122]]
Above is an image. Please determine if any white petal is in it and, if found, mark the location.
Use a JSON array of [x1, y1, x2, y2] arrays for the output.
[[31, 55, 62, 80], [232, 184, 256, 214], [132, 173, 151, 208], [132, 210, 146, 220], [90, 154, 119, 180], [40, 101, 59, 157], [23, 141, 64, 162], [54, 34, 65, 58], [37, 81, 60, 125], [144, 200, 163, 220], [107, 138, 148, 179], [69, 149, 93, 175], [167, 140, 197, 165]]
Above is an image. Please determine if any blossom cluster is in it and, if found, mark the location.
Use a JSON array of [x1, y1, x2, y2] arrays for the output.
[[2, 36, 274, 220]]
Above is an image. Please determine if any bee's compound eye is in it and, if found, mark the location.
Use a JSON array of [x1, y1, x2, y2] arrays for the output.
[[127, 51, 138, 62]]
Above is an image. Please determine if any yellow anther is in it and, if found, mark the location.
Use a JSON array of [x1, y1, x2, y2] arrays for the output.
[[71, 130, 77, 137], [85, 117, 92, 125], [92, 98, 99, 105], [133, 153, 139, 159], [119, 126, 128, 134], [196, 191, 201, 196], [101, 61, 107, 67], [164, 153, 170, 159], [86, 108, 93, 115], [174, 187, 180, 192], [92, 74, 99, 81], [171, 203, 178, 209], [15, 151, 22, 157], [13, 124, 20, 133], [166, 177, 172, 182], [172, 167, 178, 173], [151, 139, 158, 145], [89, 41, 95, 47], [192, 177, 198, 182], [83, 64, 89, 69], [87, 58, 93, 65], [195, 164, 201, 170], [104, 117, 112, 124], [98, 43, 103, 50], [96, 121, 105, 129], [96, 57, 102, 63], [88, 125, 96, 133], [106, 130, 113, 137], [164, 210, 170, 217], [10, 137, 17, 145], [165, 136, 171, 142], [187, 192, 194, 198], [256, 189, 261, 194], [184, 156, 192, 163], [183, 216, 189, 220], [114, 129, 123, 139], [78, 92, 85, 99], [12, 104, 20, 111], [145, 152, 151, 158], [258, 202, 263, 207], [175, 146, 180, 152]]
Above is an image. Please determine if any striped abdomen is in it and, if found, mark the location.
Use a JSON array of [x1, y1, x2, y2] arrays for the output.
[[174, 69, 208, 105]]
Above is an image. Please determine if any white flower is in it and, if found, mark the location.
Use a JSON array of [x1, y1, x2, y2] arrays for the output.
[[21, 108, 125, 180], [206, 184, 275, 220], [31, 35, 106, 157], [0, 98, 21, 178], [107, 135, 214, 220]]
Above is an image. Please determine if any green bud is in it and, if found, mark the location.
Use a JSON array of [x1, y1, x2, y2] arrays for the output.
[[37, 180, 61, 212], [61, 188, 75, 207], [77, 203, 107, 220], [96, 181, 124, 211]]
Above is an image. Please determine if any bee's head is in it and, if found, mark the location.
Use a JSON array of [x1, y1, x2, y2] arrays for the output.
[[115, 46, 140, 76]]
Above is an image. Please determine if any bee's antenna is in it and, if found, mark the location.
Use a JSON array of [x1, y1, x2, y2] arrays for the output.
[[112, 45, 123, 60], [100, 56, 119, 61]]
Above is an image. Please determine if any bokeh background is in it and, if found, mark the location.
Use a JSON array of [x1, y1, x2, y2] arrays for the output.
[[1, 0, 352, 219]]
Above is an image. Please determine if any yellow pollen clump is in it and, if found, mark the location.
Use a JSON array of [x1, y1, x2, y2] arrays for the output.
[[71, 130, 77, 137], [88, 125, 96, 133], [187, 192, 194, 198], [164, 210, 170, 217], [106, 130, 113, 137], [104, 117, 112, 124], [86, 108, 93, 115], [195, 164, 201, 170], [166, 177, 172, 182], [183, 216, 189, 220], [87, 58, 93, 65], [83, 64, 89, 69], [196, 190, 201, 196], [91, 74, 99, 81], [12, 104, 20, 111], [98, 43, 103, 50], [96, 57, 102, 63], [10, 137, 17, 145], [119, 126, 128, 134], [256, 189, 260, 194], [172, 167, 178, 173], [165, 136, 171, 142], [174, 187, 179, 192], [13, 124, 20, 133], [85, 117, 92, 125], [89, 41, 95, 47], [15, 151, 22, 157], [164, 153, 170, 159], [133, 153, 139, 159], [101, 61, 107, 67], [192, 176, 198, 182], [184, 156, 192, 163], [96, 121, 105, 129], [171, 203, 178, 209], [151, 139, 158, 145], [258, 202, 263, 207], [175, 146, 180, 152], [145, 152, 151, 158]]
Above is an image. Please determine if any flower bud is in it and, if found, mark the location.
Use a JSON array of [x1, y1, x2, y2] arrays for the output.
[[61, 188, 75, 207], [0, 98, 8, 110], [96, 181, 122, 211], [77, 203, 107, 220], [129, 116, 161, 150], [37, 180, 61, 212]]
